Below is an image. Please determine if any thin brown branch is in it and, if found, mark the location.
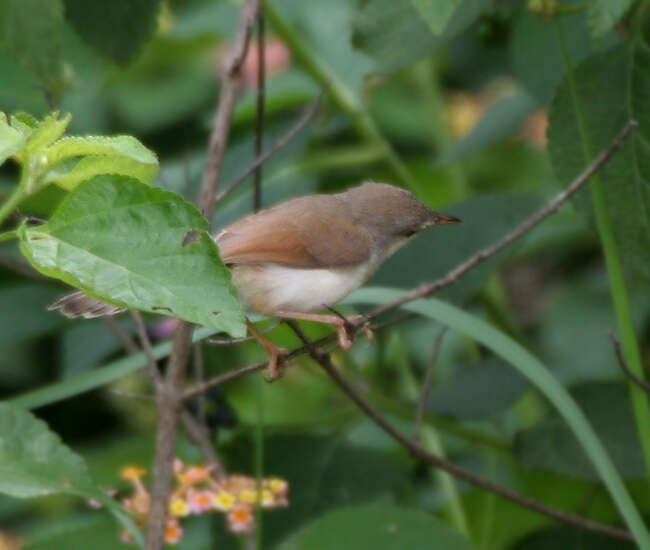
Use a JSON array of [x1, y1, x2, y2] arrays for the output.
[[145, 2, 260, 547], [364, 120, 638, 322], [290, 327, 632, 542], [101, 317, 139, 355], [610, 332, 650, 394], [415, 325, 448, 438], [214, 93, 322, 205], [253, 2, 266, 212], [131, 311, 163, 390], [180, 410, 226, 478], [198, 0, 260, 222]]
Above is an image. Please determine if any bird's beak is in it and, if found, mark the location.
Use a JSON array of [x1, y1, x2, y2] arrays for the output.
[[424, 213, 462, 228]]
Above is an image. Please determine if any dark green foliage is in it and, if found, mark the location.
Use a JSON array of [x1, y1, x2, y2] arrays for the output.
[[62, 0, 163, 64]]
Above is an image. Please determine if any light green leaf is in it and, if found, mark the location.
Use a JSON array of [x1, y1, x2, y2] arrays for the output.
[[0, 111, 25, 165], [588, 0, 633, 37], [0, 402, 92, 497], [43, 135, 158, 189], [277, 505, 474, 550], [18, 175, 246, 336], [548, 42, 650, 281], [23, 112, 71, 157], [411, 0, 460, 35], [346, 287, 650, 547]]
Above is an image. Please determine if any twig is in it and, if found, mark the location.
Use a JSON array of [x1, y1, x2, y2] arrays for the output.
[[131, 311, 163, 390], [180, 410, 226, 478], [145, 2, 260, 548], [214, 93, 322, 205], [290, 327, 633, 542], [102, 317, 138, 355], [610, 332, 650, 394], [415, 326, 448, 438], [253, 3, 266, 213], [364, 120, 638, 322]]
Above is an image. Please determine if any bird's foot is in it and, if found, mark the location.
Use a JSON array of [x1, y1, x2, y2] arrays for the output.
[[246, 320, 288, 382], [331, 314, 372, 350]]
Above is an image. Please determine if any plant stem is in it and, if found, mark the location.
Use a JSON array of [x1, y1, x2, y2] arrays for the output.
[[264, 0, 417, 189], [398, 345, 470, 538], [0, 186, 27, 226], [556, 20, 650, 479]]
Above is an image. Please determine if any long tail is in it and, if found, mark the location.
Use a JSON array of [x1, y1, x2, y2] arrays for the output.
[[48, 291, 125, 319]]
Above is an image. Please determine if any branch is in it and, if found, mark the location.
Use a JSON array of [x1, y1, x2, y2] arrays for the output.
[[214, 93, 322, 206], [253, 4, 266, 213], [364, 120, 638, 322], [290, 327, 633, 542], [610, 332, 650, 394], [145, 2, 260, 548], [415, 326, 448, 438]]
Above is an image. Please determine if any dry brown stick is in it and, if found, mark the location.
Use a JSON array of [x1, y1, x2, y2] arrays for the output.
[[145, 2, 260, 548], [610, 332, 650, 394], [214, 93, 322, 206], [289, 327, 633, 542], [253, 1, 266, 213], [131, 311, 163, 390], [364, 120, 638, 322], [101, 317, 138, 355], [415, 325, 448, 438]]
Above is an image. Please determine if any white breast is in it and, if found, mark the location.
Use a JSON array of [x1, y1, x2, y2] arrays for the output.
[[230, 261, 375, 314]]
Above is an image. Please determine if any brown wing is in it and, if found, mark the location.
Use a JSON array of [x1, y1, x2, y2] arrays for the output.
[[215, 195, 373, 268]]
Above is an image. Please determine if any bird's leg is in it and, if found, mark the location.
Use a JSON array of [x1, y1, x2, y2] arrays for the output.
[[274, 310, 372, 350], [246, 320, 287, 381]]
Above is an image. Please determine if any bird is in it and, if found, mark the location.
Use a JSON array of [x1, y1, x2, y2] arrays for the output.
[[49, 182, 460, 378]]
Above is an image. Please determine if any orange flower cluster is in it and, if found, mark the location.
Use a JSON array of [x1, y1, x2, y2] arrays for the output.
[[116, 460, 289, 545]]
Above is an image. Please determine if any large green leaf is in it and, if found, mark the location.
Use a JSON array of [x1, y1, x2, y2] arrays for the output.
[[0, 0, 64, 85], [62, 0, 163, 64], [0, 402, 92, 497], [277, 505, 474, 550], [548, 42, 650, 282], [18, 176, 246, 336], [588, 0, 633, 38], [353, 0, 490, 73], [0, 403, 142, 543], [509, 4, 601, 103], [346, 287, 650, 547], [516, 382, 647, 480], [411, 0, 460, 36]]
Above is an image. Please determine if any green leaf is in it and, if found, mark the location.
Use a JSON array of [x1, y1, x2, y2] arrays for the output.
[[588, 0, 633, 37], [353, 0, 490, 73], [411, 0, 461, 36], [0, 402, 92, 497], [277, 505, 474, 550], [426, 357, 528, 419], [62, 0, 163, 64], [346, 287, 650, 547], [23, 112, 71, 158], [44, 135, 159, 189], [18, 175, 246, 336], [548, 43, 650, 282], [509, 6, 600, 103], [0, 0, 64, 85], [516, 382, 647, 480], [0, 111, 26, 165]]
